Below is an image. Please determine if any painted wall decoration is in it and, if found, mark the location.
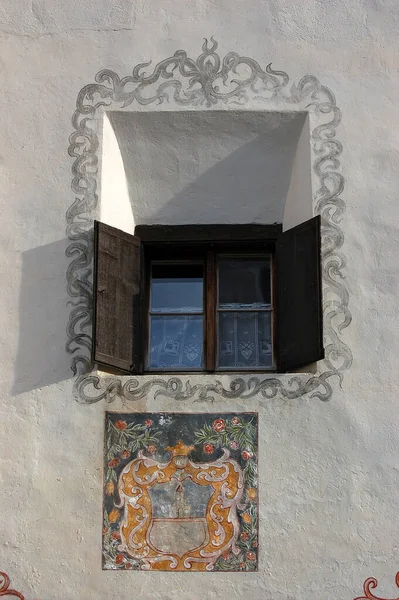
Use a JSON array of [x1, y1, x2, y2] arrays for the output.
[[354, 572, 399, 600], [0, 571, 37, 599], [103, 412, 258, 571], [66, 38, 352, 405]]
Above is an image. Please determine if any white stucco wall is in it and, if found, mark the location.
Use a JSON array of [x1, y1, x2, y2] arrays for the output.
[[1, 1, 399, 599]]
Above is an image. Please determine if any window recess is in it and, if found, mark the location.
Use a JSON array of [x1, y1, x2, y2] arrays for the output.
[[92, 219, 324, 374]]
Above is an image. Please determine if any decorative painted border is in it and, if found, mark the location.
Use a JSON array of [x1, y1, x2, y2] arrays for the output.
[[66, 37, 352, 404], [0, 572, 37, 599], [354, 572, 399, 600]]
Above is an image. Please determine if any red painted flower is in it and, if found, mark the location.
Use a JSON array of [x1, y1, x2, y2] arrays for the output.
[[240, 532, 249, 541], [212, 418, 225, 432], [246, 551, 256, 561], [229, 440, 239, 450], [239, 562, 246, 570], [222, 551, 230, 560], [241, 450, 253, 460], [108, 458, 119, 468], [125, 562, 133, 569], [121, 450, 130, 459], [115, 420, 127, 431], [203, 443, 214, 454], [253, 540, 258, 548], [111, 531, 121, 541], [145, 419, 153, 427], [102, 527, 108, 535], [231, 417, 241, 425], [115, 554, 125, 565], [147, 445, 157, 455]]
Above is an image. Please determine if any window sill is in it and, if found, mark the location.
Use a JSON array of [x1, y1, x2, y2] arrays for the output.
[[95, 365, 318, 379]]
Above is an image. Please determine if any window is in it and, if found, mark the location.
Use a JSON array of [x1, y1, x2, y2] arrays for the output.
[[148, 262, 205, 371], [146, 253, 272, 371], [92, 220, 323, 374]]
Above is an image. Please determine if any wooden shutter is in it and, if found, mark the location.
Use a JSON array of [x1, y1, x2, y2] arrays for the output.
[[275, 215, 324, 371], [92, 221, 142, 373]]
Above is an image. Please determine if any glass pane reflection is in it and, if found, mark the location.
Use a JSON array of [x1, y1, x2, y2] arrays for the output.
[[218, 258, 271, 309], [149, 315, 203, 370], [151, 264, 203, 313]]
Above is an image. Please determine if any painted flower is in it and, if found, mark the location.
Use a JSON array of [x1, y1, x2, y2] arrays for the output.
[[144, 419, 153, 427], [105, 482, 115, 496], [240, 532, 249, 541], [212, 418, 225, 432], [229, 440, 239, 450], [111, 531, 121, 541], [203, 443, 214, 454], [241, 450, 253, 460], [222, 551, 230, 560], [102, 527, 108, 535], [115, 554, 125, 565], [121, 449, 130, 459], [125, 562, 133, 569], [231, 417, 241, 425], [146, 445, 157, 455], [246, 551, 256, 561], [253, 540, 258, 548], [242, 512, 251, 524], [108, 458, 119, 468], [247, 487, 257, 500], [115, 420, 127, 430], [108, 508, 120, 523], [239, 562, 246, 570]]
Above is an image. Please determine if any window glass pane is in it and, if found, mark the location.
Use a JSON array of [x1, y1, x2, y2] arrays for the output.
[[217, 312, 272, 369], [151, 264, 203, 312], [218, 258, 271, 309], [149, 315, 203, 369]]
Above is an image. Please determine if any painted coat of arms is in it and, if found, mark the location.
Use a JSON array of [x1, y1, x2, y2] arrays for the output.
[[103, 412, 258, 571]]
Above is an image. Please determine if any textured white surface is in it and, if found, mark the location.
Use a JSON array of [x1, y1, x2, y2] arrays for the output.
[[0, 1, 399, 599], [102, 111, 307, 227]]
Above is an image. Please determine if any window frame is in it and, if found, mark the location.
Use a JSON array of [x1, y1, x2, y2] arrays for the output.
[[144, 256, 206, 373], [141, 238, 277, 374], [215, 252, 275, 372]]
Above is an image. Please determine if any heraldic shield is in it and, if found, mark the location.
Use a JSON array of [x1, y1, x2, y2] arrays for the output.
[[103, 413, 258, 572]]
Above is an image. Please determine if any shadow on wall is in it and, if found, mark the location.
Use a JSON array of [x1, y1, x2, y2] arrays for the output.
[[12, 239, 73, 395], [104, 110, 309, 227]]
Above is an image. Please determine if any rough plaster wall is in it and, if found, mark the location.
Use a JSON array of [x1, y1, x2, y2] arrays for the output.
[[0, 1, 399, 599]]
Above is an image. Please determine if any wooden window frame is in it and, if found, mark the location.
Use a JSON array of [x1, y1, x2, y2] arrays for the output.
[[142, 245, 275, 374]]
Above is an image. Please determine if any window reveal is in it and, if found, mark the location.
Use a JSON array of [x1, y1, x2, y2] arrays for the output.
[[92, 220, 324, 374]]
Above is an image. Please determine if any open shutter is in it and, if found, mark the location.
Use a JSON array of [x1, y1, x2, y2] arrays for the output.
[[275, 215, 323, 371], [92, 221, 142, 373]]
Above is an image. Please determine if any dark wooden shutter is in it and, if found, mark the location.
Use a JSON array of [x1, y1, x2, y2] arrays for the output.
[[92, 221, 142, 373], [275, 215, 324, 371]]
